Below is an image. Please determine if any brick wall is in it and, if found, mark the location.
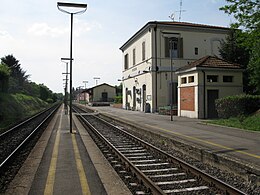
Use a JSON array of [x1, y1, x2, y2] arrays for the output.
[[180, 87, 195, 111]]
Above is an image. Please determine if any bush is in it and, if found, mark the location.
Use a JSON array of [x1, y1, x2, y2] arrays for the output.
[[114, 96, 122, 104], [216, 94, 260, 118], [0, 93, 48, 128]]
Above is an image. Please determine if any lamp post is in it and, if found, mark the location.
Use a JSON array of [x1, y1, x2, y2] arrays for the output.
[[93, 77, 100, 86], [83, 81, 88, 106], [170, 40, 174, 121], [57, 2, 87, 133]]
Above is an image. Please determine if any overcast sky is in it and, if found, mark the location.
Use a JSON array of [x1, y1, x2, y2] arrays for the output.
[[0, 0, 233, 93]]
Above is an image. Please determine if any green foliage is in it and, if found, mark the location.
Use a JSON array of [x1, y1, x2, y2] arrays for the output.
[[0, 54, 61, 103], [248, 40, 260, 93], [220, 0, 260, 94], [115, 83, 122, 96], [1, 55, 29, 93], [0, 93, 48, 128], [219, 30, 253, 93], [207, 113, 260, 131], [219, 30, 250, 67], [114, 95, 122, 103], [215, 94, 260, 118], [0, 63, 10, 92], [220, 0, 259, 31]]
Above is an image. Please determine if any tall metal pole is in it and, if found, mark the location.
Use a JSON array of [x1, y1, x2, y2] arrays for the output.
[[57, 2, 87, 133], [170, 40, 173, 121], [69, 13, 73, 133]]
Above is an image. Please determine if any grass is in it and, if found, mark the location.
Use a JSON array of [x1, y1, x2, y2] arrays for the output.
[[206, 113, 260, 131], [0, 93, 48, 129]]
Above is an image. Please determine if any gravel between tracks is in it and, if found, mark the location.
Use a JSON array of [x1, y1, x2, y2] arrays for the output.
[[99, 114, 260, 195]]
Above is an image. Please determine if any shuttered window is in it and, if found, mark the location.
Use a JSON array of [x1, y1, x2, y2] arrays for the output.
[[124, 54, 129, 70], [165, 37, 183, 58], [142, 41, 146, 61], [133, 48, 136, 65]]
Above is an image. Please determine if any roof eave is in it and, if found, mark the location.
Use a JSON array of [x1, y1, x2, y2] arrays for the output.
[[119, 21, 157, 51]]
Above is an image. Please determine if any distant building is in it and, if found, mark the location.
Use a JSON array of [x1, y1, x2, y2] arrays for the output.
[[176, 56, 243, 118], [85, 83, 116, 103], [120, 21, 231, 113]]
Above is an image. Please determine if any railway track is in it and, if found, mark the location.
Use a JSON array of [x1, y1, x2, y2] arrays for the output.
[[73, 105, 246, 195], [0, 103, 60, 192]]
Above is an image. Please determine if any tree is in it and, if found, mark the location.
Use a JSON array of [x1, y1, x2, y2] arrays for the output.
[[39, 84, 52, 101], [220, 0, 260, 94], [1, 55, 29, 93], [248, 41, 260, 93], [219, 30, 254, 93], [115, 83, 122, 96], [220, 0, 259, 31], [0, 63, 10, 92]]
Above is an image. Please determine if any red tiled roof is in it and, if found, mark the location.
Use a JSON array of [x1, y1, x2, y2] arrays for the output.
[[177, 56, 242, 72]]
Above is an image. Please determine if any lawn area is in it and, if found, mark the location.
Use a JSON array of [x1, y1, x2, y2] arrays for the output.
[[206, 113, 260, 131]]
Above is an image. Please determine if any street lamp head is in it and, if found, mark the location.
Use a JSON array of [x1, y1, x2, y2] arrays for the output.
[[57, 2, 87, 14]]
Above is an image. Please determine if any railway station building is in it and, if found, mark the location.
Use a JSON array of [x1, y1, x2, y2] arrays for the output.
[[119, 21, 240, 116], [176, 56, 243, 118], [80, 83, 116, 104]]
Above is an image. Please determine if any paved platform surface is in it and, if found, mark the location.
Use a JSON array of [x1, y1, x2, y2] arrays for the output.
[[5, 105, 131, 195], [88, 105, 260, 168]]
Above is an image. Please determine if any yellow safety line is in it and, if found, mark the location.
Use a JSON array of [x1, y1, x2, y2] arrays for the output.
[[71, 133, 91, 195], [44, 109, 62, 195], [144, 124, 260, 159]]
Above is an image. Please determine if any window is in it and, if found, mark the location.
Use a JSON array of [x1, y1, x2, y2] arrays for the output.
[[207, 75, 218, 82], [223, 76, 233, 82], [133, 48, 136, 65], [124, 54, 129, 70], [181, 77, 187, 84], [165, 37, 183, 58], [142, 41, 146, 61], [188, 76, 194, 83], [195, 47, 198, 55]]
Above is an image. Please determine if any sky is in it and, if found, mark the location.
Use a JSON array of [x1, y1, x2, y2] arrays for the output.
[[0, 0, 234, 93]]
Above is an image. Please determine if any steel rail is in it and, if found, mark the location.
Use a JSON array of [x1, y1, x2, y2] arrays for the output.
[[0, 105, 54, 138], [0, 104, 60, 170], [73, 105, 246, 195], [75, 107, 165, 194], [97, 113, 246, 195]]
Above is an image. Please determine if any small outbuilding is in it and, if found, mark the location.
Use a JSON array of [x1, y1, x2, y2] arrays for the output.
[[176, 56, 243, 119], [86, 83, 116, 105]]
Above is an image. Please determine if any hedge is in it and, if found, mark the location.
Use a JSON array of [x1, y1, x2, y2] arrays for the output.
[[215, 94, 260, 119]]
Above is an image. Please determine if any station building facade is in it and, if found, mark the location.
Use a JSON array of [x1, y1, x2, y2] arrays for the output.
[[78, 83, 116, 103], [119, 21, 231, 113]]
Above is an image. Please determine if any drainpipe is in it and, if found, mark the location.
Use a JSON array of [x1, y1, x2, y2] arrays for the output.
[[202, 70, 206, 119], [154, 23, 158, 112]]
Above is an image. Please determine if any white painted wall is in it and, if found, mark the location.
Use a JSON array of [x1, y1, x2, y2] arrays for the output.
[[121, 23, 229, 113], [178, 69, 243, 118]]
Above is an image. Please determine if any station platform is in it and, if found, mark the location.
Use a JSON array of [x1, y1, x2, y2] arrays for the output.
[[86, 105, 260, 168], [5, 105, 131, 195]]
